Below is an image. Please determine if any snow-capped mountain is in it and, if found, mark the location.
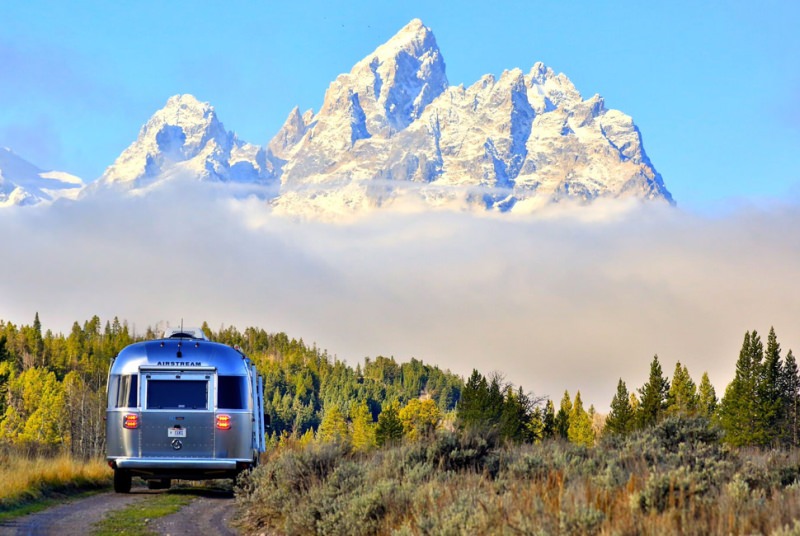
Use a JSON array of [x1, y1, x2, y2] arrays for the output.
[[4, 18, 672, 216], [0, 147, 84, 207], [272, 18, 672, 216], [93, 94, 277, 195]]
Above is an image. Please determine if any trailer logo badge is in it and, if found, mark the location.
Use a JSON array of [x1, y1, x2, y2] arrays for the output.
[[157, 361, 202, 366], [171, 439, 183, 450]]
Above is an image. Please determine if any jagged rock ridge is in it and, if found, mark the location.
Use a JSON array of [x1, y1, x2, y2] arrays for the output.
[[271, 18, 673, 216], [2, 19, 672, 215], [93, 94, 277, 195]]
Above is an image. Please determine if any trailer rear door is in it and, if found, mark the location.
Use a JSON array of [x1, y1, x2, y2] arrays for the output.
[[141, 371, 215, 458]]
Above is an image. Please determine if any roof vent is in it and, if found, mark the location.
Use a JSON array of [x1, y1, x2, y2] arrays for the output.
[[162, 327, 209, 341]]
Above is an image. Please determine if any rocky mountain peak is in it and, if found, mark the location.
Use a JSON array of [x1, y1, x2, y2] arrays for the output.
[[269, 106, 314, 161], [3, 19, 673, 215], [273, 16, 672, 217], [326, 18, 447, 135], [96, 94, 274, 192]]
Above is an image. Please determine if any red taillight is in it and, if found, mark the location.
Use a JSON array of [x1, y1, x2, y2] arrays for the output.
[[216, 414, 231, 430], [123, 414, 139, 429]]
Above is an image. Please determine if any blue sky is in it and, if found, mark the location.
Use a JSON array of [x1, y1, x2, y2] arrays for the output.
[[2, 1, 800, 406], [1, 0, 798, 210]]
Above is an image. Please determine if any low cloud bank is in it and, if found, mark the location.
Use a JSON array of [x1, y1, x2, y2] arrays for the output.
[[2, 185, 799, 409]]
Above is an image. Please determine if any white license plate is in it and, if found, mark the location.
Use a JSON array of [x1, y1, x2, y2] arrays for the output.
[[168, 427, 187, 438]]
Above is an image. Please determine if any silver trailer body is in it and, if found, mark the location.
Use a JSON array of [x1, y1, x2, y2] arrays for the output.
[[106, 330, 266, 492]]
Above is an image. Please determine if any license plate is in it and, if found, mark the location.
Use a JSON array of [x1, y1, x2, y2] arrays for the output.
[[168, 427, 187, 438]]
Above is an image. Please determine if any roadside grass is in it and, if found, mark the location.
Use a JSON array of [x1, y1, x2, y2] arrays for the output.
[[91, 490, 194, 536], [0, 452, 111, 515]]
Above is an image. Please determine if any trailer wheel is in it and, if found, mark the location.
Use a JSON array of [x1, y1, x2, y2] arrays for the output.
[[113, 469, 132, 493]]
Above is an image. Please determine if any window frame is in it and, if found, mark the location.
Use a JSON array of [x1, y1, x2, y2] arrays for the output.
[[143, 372, 212, 411], [110, 374, 139, 408]]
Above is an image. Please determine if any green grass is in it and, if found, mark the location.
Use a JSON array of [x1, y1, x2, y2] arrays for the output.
[[91, 491, 194, 536]]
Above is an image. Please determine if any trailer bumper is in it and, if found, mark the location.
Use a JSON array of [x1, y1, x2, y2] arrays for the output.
[[112, 458, 240, 470], [108, 457, 256, 481]]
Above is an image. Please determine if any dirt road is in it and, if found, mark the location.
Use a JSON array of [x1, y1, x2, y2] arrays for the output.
[[0, 483, 240, 536], [150, 487, 239, 536]]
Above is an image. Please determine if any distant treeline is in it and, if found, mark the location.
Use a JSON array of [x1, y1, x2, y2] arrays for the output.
[[0, 314, 797, 458]]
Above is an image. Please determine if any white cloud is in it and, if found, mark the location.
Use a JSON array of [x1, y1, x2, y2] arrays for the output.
[[2, 186, 799, 410]]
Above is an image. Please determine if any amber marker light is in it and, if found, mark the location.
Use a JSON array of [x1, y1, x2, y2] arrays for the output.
[[216, 414, 232, 430], [123, 414, 139, 429]]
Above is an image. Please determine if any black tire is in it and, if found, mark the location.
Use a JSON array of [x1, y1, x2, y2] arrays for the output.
[[113, 469, 132, 493]]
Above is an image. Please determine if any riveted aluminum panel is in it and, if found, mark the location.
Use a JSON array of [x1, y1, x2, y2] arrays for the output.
[[106, 409, 141, 458], [141, 412, 215, 458]]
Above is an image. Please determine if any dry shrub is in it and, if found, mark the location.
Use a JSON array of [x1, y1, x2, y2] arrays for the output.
[[234, 417, 800, 535]]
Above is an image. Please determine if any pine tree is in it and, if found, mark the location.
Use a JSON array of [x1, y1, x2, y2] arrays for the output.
[[499, 386, 532, 443], [697, 372, 718, 418], [458, 369, 489, 429], [375, 401, 404, 447], [486, 372, 505, 424], [317, 405, 349, 444], [542, 399, 556, 439], [636, 355, 670, 429], [457, 370, 511, 432], [761, 327, 784, 445], [720, 330, 767, 446], [667, 362, 698, 416], [567, 391, 594, 447], [32, 312, 44, 367], [605, 379, 634, 435], [555, 390, 572, 439], [350, 400, 376, 452], [781, 350, 800, 447], [527, 406, 546, 443]]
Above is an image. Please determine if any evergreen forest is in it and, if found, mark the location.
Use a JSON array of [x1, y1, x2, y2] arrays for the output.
[[1, 314, 799, 457], [5, 315, 800, 532]]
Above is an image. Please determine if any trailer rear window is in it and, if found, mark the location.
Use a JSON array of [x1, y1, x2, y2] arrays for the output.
[[115, 375, 138, 408], [218, 376, 248, 409], [147, 380, 208, 410]]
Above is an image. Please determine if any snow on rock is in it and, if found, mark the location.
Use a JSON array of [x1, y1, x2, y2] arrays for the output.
[[272, 19, 673, 217], [94, 94, 277, 195], [11, 19, 671, 216], [0, 147, 84, 207], [268, 107, 314, 162], [276, 18, 448, 191]]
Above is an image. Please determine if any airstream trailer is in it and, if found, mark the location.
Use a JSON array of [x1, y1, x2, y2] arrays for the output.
[[106, 328, 266, 493]]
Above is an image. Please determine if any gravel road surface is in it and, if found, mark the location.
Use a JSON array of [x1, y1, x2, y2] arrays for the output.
[[0, 483, 240, 536]]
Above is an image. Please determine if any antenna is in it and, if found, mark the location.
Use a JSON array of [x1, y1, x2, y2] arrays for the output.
[[181, 318, 184, 333]]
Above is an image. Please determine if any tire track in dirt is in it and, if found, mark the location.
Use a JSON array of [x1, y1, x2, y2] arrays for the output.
[[150, 488, 238, 536], [0, 487, 148, 536]]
